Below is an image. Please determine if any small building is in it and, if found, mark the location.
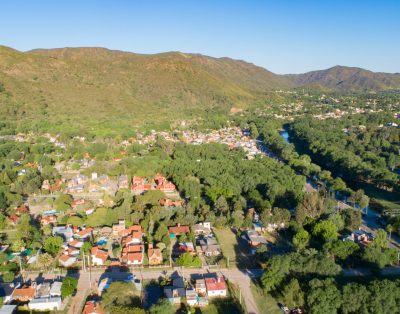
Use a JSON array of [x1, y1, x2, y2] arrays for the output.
[[148, 243, 163, 265], [192, 222, 212, 235], [28, 297, 61, 311], [52, 225, 73, 241], [49, 282, 62, 297], [186, 288, 198, 306], [58, 254, 77, 267], [41, 215, 57, 225], [112, 220, 125, 236], [195, 279, 207, 296], [164, 276, 185, 304], [169, 224, 190, 236], [205, 276, 227, 298], [91, 246, 108, 266], [242, 230, 268, 247], [11, 284, 36, 302], [35, 282, 51, 298], [82, 300, 105, 314]]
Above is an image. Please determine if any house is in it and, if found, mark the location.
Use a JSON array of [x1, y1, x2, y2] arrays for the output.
[[58, 254, 77, 267], [74, 228, 93, 240], [49, 282, 62, 297], [28, 297, 61, 311], [68, 239, 84, 249], [118, 175, 129, 189], [148, 243, 163, 265], [169, 224, 190, 236], [112, 220, 126, 236], [35, 282, 51, 298], [91, 247, 108, 266], [205, 276, 227, 298], [197, 238, 221, 256], [11, 284, 36, 302], [71, 199, 86, 209], [164, 277, 185, 304], [121, 252, 143, 265], [15, 205, 29, 215], [186, 288, 198, 306], [155, 174, 176, 192], [82, 301, 106, 314], [41, 215, 57, 225], [242, 230, 268, 247], [52, 226, 73, 241], [174, 242, 195, 255], [41, 180, 51, 190], [132, 176, 145, 194], [192, 222, 212, 235], [344, 229, 373, 246], [160, 198, 182, 207], [195, 279, 207, 296]]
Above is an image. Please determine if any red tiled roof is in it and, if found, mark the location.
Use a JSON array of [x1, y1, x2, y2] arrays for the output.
[[169, 225, 190, 234], [205, 277, 226, 291], [121, 252, 143, 263], [82, 301, 105, 314], [91, 246, 108, 262]]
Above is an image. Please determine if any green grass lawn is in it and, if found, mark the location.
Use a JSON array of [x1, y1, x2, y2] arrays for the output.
[[213, 228, 256, 268]]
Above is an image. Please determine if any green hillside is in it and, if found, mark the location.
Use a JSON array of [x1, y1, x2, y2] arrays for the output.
[[1, 46, 400, 136]]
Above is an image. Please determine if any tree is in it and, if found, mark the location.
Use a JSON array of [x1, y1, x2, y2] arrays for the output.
[[342, 208, 361, 231], [292, 229, 310, 251], [326, 240, 359, 262], [261, 254, 291, 292], [108, 306, 145, 314], [307, 278, 342, 314], [281, 278, 304, 309], [373, 229, 389, 249], [37, 253, 54, 270], [386, 224, 393, 240], [176, 253, 202, 267], [2, 272, 15, 283], [296, 192, 326, 224], [61, 276, 78, 298], [341, 283, 370, 314], [80, 242, 92, 256], [0, 192, 8, 210], [101, 282, 140, 310], [44, 236, 64, 257], [312, 220, 338, 243], [149, 298, 175, 314]]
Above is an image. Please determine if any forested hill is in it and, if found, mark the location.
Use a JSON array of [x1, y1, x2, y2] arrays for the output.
[[0, 45, 291, 124], [287, 65, 400, 92], [1, 45, 400, 130]]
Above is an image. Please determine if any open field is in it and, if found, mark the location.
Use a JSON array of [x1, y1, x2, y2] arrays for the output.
[[214, 228, 256, 268]]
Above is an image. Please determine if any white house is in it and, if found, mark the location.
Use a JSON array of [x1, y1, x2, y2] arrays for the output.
[[205, 276, 227, 298], [28, 297, 62, 311]]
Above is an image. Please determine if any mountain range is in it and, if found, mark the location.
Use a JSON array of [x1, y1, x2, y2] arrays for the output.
[[0, 45, 399, 131]]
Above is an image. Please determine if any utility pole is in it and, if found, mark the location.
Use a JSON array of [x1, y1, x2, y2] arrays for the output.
[[87, 255, 92, 290]]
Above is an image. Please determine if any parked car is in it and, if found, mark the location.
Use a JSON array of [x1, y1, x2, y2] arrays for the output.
[[278, 303, 290, 313]]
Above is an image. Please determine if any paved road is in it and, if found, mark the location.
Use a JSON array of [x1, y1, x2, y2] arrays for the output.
[[27, 268, 261, 314]]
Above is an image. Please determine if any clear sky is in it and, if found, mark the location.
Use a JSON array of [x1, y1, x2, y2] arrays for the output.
[[1, 0, 399, 74]]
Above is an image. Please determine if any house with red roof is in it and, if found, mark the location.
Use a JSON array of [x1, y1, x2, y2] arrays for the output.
[[91, 246, 108, 266], [74, 228, 93, 240], [12, 284, 36, 302], [82, 300, 105, 314], [160, 198, 182, 207], [41, 215, 57, 225], [169, 224, 190, 236], [132, 176, 145, 194], [120, 252, 143, 265], [205, 276, 227, 298], [58, 254, 77, 267], [15, 204, 29, 215], [148, 243, 163, 265]]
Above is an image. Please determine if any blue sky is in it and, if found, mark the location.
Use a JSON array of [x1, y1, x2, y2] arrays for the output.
[[1, 0, 399, 73]]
